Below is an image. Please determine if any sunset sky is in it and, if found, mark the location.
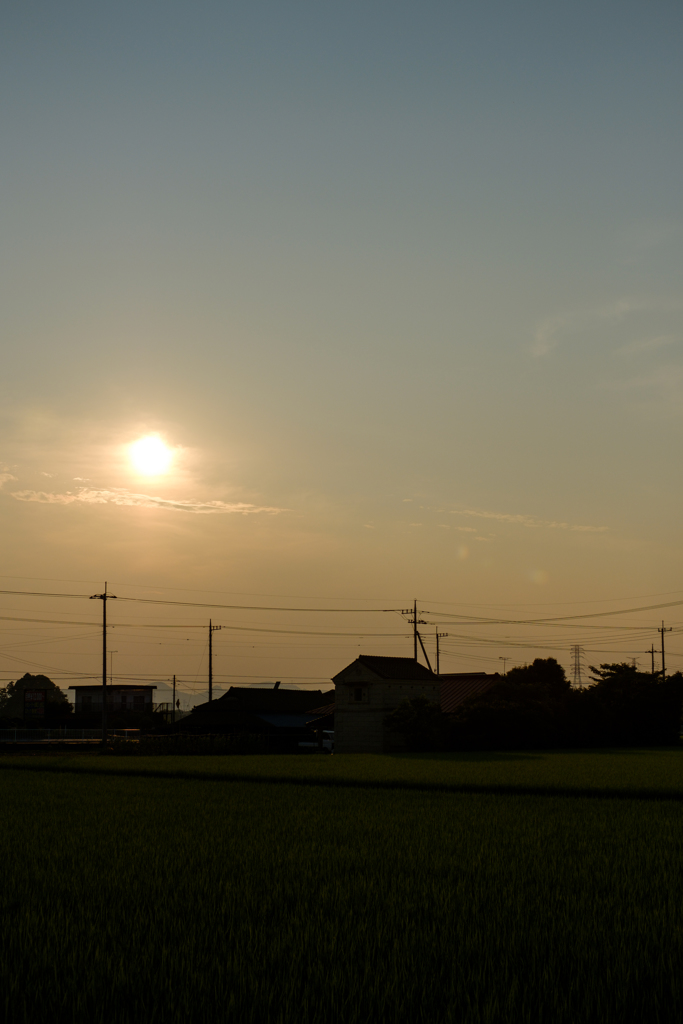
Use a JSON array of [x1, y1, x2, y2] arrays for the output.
[[2, 1, 683, 700]]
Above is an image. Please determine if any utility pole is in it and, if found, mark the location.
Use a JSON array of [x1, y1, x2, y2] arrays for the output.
[[208, 619, 222, 702], [658, 622, 672, 680], [400, 601, 428, 662], [90, 583, 117, 747], [413, 599, 418, 660], [647, 644, 656, 678], [109, 651, 118, 687], [498, 657, 508, 676], [416, 631, 433, 672], [435, 630, 448, 675], [172, 674, 176, 725]]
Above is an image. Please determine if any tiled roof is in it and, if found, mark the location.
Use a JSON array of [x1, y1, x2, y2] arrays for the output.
[[440, 674, 498, 713], [352, 656, 436, 681], [305, 703, 335, 717], [193, 687, 334, 714]]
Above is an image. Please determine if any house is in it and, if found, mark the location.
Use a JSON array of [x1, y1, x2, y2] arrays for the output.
[[178, 683, 335, 752], [333, 655, 498, 753], [69, 685, 157, 716]]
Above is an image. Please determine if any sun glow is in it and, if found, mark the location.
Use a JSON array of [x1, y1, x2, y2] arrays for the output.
[[129, 436, 174, 476]]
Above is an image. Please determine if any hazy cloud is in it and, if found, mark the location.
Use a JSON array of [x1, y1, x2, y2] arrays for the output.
[[616, 334, 677, 356], [532, 314, 567, 356], [531, 298, 682, 357], [450, 508, 607, 533], [0, 473, 18, 488], [603, 364, 683, 396], [11, 487, 287, 515]]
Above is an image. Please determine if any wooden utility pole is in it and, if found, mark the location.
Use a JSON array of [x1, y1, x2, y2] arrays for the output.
[[208, 620, 222, 702], [400, 602, 428, 663], [435, 630, 448, 675], [413, 599, 418, 660], [416, 631, 433, 672], [658, 622, 672, 680], [647, 645, 656, 678], [90, 583, 117, 746], [172, 674, 176, 725]]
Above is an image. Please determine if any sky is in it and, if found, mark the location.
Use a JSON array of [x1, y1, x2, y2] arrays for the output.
[[1, 0, 683, 701]]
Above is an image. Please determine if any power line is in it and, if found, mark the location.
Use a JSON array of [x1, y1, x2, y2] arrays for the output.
[[0, 589, 399, 613]]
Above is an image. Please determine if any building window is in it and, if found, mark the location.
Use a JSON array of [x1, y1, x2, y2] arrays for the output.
[[349, 687, 368, 703]]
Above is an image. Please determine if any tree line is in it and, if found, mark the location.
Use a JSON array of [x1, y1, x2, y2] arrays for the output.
[[385, 659, 683, 751]]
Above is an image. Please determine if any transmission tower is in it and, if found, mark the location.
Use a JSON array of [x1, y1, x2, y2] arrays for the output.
[[570, 645, 586, 688]]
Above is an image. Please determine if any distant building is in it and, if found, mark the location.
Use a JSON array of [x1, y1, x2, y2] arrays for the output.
[[333, 655, 498, 753], [69, 685, 157, 715], [179, 683, 335, 751]]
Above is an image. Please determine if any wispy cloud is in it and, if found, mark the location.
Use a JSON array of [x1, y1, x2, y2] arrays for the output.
[[0, 473, 18, 488], [450, 508, 607, 533], [603, 364, 683, 395], [616, 334, 677, 356], [532, 314, 567, 356], [10, 487, 287, 515], [531, 297, 682, 358]]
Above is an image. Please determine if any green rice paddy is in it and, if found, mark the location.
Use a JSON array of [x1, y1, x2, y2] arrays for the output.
[[4, 746, 683, 797], [2, 753, 683, 1023]]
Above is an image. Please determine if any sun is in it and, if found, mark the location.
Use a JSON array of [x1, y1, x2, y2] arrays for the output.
[[129, 435, 174, 476]]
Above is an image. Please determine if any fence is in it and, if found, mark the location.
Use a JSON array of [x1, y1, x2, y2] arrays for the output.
[[0, 729, 141, 744], [110, 733, 269, 755]]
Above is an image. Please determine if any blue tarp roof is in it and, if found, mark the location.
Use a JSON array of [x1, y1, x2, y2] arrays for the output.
[[255, 713, 319, 728]]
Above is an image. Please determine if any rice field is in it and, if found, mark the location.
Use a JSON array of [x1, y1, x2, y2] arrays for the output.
[[2, 759, 683, 1023], [4, 745, 683, 798]]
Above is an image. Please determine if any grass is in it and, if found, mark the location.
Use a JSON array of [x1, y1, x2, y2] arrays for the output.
[[3, 746, 683, 798], [2, 761, 683, 1023]]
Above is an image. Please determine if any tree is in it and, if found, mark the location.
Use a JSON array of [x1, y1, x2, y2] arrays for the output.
[[574, 663, 683, 746], [0, 673, 72, 722], [385, 696, 448, 751], [448, 658, 571, 750]]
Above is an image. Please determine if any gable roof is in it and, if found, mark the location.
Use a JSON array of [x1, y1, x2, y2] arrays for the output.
[[440, 674, 499, 713], [335, 656, 436, 682], [192, 686, 333, 715]]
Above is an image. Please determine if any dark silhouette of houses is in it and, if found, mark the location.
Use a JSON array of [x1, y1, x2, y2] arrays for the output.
[[69, 685, 157, 715], [178, 683, 334, 751], [333, 655, 498, 752]]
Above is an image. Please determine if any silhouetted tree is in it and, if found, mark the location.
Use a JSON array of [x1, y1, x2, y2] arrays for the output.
[[572, 663, 683, 746], [385, 696, 448, 751], [0, 673, 72, 723], [448, 658, 571, 749]]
